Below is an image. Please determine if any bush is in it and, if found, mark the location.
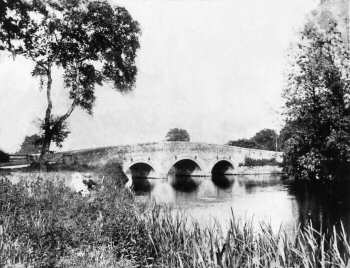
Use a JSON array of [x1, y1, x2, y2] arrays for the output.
[[0, 150, 9, 163]]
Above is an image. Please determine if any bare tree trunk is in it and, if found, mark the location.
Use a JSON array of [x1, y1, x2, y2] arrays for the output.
[[39, 66, 53, 167], [38, 62, 79, 168]]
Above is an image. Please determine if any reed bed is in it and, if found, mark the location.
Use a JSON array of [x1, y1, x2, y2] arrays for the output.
[[146, 208, 350, 268], [1, 172, 350, 267]]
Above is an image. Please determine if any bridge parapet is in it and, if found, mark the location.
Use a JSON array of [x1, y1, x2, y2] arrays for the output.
[[54, 142, 283, 178]]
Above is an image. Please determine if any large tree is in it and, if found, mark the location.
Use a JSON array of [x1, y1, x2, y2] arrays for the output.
[[0, 0, 140, 163], [251, 129, 278, 151], [165, 128, 190, 142], [282, 19, 350, 181]]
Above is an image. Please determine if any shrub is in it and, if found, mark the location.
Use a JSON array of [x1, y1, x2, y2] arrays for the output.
[[0, 150, 9, 163]]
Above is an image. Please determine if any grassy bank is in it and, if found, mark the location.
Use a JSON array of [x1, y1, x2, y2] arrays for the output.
[[1, 172, 350, 267]]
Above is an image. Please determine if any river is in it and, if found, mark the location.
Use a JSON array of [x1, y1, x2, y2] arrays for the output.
[[134, 174, 350, 235]]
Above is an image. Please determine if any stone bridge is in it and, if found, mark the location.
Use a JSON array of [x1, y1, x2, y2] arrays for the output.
[[56, 142, 283, 179]]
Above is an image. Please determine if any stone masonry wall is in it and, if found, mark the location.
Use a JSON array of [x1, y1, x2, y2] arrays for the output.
[[53, 142, 283, 177]]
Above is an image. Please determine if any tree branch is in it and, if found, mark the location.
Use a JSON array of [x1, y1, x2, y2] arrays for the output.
[[57, 99, 77, 125]]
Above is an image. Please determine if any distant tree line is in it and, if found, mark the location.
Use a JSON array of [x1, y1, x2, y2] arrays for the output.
[[227, 129, 281, 151]]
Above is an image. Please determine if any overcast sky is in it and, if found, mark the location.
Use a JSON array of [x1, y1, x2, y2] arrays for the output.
[[0, 0, 318, 153]]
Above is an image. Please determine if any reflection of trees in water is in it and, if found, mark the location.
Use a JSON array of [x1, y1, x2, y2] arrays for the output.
[[212, 174, 284, 194], [240, 174, 282, 194], [287, 181, 350, 236]]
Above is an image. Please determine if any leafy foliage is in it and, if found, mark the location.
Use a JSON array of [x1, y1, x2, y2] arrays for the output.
[[0, 0, 32, 51], [165, 128, 190, 142], [36, 116, 70, 149], [278, 122, 298, 152], [252, 129, 278, 151], [282, 19, 350, 181]]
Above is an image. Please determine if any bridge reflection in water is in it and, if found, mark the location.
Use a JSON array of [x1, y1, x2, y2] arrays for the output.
[[129, 163, 155, 193], [132, 173, 292, 232], [130, 158, 236, 193], [132, 173, 247, 196]]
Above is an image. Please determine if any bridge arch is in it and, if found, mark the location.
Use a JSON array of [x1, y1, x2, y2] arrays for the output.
[[128, 162, 154, 177], [211, 160, 235, 189], [127, 162, 155, 178], [211, 160, 234, 175], [167, 158, 203, 192], [125, 162, 156, 192], [167, 158, 202, 176]]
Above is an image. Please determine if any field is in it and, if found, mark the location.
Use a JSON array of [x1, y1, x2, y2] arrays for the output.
[[1, 170, 350, 268]]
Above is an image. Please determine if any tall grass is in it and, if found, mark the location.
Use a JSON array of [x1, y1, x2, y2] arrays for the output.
[[145, 208, 350, 267], [1, 173, 350, 267]]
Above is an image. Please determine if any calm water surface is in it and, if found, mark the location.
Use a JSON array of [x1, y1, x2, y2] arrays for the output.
[[134, 174, 350, 234]]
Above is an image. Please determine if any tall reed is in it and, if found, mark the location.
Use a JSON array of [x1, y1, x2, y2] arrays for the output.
[[144, 207, 350, 267]]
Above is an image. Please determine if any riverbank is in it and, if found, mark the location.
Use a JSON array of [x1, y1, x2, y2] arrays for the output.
[[1, 171, 350, 267]]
